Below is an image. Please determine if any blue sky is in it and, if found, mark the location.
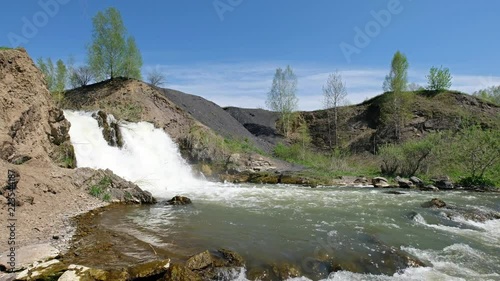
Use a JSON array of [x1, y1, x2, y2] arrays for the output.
[[2, 0, 500, 110]]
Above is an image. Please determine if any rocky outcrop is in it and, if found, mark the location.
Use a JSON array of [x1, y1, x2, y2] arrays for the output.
[[91, 111, 123, 148], [0, 49, 75, 168], [72, 168, 155, 204]]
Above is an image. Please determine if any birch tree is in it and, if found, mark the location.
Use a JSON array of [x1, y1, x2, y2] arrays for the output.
[[323, 71, 348, 148]]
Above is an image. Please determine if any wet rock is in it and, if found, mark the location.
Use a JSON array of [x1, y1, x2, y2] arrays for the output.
[[92, 110, 123, 148], [163, 264, 201, 281], [432, 176, 454, 190], [167, 195, 192, 205], [422, 198, 446, 208], [127, 259, 171, 279], [384, 191, 406, 195], [396, 177, 414, 188], [372, 177, 389, 188], [16, 259, 65, 281], [214, 249, 245, 268], [57, 264, 108, 281], [186, 251, 212, 270], [410, 176, 424, 188], [271, 262, 302, 280], [421, 185, 439, 191]]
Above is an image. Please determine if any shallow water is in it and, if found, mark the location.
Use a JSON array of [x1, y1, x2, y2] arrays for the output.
[[99, 184, 500, 281]]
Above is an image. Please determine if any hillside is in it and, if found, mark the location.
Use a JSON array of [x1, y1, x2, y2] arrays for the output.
[[301, 91, 500, 153]]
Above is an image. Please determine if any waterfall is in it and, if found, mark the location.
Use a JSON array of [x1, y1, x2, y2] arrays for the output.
[[64, 110, 201, 198]]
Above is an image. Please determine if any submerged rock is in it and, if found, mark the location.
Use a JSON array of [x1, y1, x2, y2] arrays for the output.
[[167, 195, 192, 205], [422, 198, 447, 208]]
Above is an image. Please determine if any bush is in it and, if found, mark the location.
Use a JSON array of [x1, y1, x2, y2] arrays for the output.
[[458, 176, 495, 188], [379, 136, 435, 177]]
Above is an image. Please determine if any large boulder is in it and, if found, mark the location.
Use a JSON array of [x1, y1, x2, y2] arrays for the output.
[[432, 176, 454, 190], [372, 177, 390, 188], [410, 176, 424, 188], [395, 176, 414, 189]]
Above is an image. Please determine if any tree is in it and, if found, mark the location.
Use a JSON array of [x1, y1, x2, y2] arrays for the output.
[[426, 66, 452, 91], [266, 65, 299, 137], [69, 66, 94, 88], [408, 83, 424, 92], [37, 58, 67, 93], [146, 68, 167, 87], [473, 86, 500, 105], [87, 7, 142, 81], [323, 71, 348, 148], [382, 51, 411, 140]]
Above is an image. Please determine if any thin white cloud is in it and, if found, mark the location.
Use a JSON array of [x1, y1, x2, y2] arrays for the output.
[[143, 63, 500, 111]]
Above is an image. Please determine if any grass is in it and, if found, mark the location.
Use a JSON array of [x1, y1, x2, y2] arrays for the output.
[[0, 46, 12, 50], [273, 143, 379, 180], [89, 176, 113, 201]]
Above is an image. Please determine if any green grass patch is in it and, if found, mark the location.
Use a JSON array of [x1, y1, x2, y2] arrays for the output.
[[89, 176, 113, 200], [0, 46, 12, 50]]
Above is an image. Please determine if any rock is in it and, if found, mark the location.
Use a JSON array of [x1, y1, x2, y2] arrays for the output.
[[57, 264, 108, 281], [15, 259, 64, 280], [167, 196, 192, 205], [422, 198, 446, 208], [127, 259, 171, 279], [421, 185, 439, 191], [384, 191, 406, 195], [72, 168, 156, 204], [432, 176, 454, 190], [395, 176, 414, 188], [0, 243, 60, 272], [271, 262, 302, 280], [410, 176, 424, 188], [163, 264, 201, 281], [214, 249, 245, 268], [372, 177, 389, 188], [91, 111, 123, 148], [186, 251, 212, 270]]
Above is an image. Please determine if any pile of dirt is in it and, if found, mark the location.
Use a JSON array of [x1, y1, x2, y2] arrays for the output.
[[161, 88, 276, 152]]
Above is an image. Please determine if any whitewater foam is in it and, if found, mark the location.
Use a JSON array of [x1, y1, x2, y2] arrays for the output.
[[65, 110, 201, 198]]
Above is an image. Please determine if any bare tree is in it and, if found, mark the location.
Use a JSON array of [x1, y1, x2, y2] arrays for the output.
[[146, 69, 166, 87], [323, 71, 348, 148], [266, 65, 298, 137], [69, 66, 94, 88]]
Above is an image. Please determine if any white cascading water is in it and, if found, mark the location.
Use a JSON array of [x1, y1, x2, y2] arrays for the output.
[[64, 110, 201, 198]]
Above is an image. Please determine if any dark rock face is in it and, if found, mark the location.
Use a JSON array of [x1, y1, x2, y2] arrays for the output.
[[167, 196, 192, 205], [422, 198, 447, 208], [92, 110, 124, 148]]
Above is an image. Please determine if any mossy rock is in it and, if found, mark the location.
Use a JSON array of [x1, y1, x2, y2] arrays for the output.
[[50, 141, 77, 168]]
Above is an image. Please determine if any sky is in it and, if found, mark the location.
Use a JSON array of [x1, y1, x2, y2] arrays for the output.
[[2, 0, 500, 110]]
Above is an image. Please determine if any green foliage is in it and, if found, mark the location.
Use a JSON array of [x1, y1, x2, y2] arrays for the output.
[[426, 66, 452, 91], [458, 176, 495, 188], [89, 176, 112, 200], [0, 46, 12, 50], [383, 51, 409, 93], [37, 58, 68, 101], [379, 136, 436, 177], [88, 7, 142, 81], [379, 126, 500, 187], [473, 86, 500, 105], [266, 65, 299, 137], [381, 51, 412, 140]]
